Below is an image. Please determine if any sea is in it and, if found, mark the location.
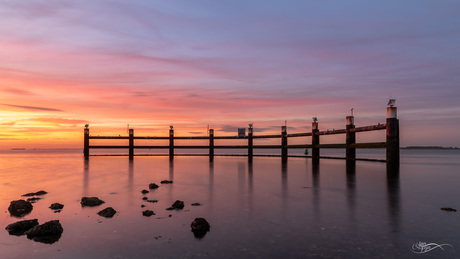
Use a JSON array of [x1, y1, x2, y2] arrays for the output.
[[1, 148, 460, 258]]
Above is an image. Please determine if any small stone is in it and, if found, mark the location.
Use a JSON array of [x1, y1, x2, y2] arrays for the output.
[[160, 180, 173, 184], [142, 197, 148, 200], [27, 197, 41, 203], [97, 207, 117, 218], [149, 183, 159, 189], [49, 203, 64, 210], [141, 205, 146, 208], [141, 189, 149, 194], [441, 207, 457, 212], [190, 217, 210, 238], [171, 200, 184, 209], [142, 210, 155, 217], [5, 219, 39, 236], [22, 190, 47, 197], [191, 203, 201, 206], [8, 200, 33, 217], [81, 197, 105, 207], [147, 200, 158, 203], [25, 220, 63, 244]]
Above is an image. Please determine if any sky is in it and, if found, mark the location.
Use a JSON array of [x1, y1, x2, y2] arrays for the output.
[[1, 0, 460, 149]]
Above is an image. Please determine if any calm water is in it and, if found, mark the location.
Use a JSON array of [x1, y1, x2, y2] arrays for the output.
[[1, 149, 460, 258]]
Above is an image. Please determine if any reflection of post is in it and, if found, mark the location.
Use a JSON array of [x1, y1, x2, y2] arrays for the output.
[[281, 126, 287, 163], [386, 107, 399, 176], [169, 158, 174, 181], [312, 118, 320, 163], [84, 128, 89, 158], [311, 159, 320, 219], [169, 128, 174, 160], [128, 158, 134, 192], [346, 116, 356, 161], [248, 127, 253, 160], [209, 129, 214, 159], [346, 160, 356, 211], [83, 157, 89, 196], [129, 129, 134, 159], [387, 175, 400, 233]]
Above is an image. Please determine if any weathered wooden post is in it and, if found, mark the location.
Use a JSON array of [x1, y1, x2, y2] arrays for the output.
[[209, 129, 214, 158], [386, 105, 399, 171], [248, 125, 253, 160], [346, 115, 356, 161], [169, 126, 174, 159], [281, 126, 288, 162], [312, 117, 320, 161], [84, 127, 89, 158], [129, 129, 134, 159]]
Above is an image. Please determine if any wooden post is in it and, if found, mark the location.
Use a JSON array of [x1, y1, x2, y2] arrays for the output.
[[312, 118, 320, 161], [169, 128, 174, 159], [281, 126, 288, 161], [84, 128, 89, 158], [209, 129, 214, 158], [248, 126, 253, 160], [386, 106, 399, 171], [129, 129, 134, 159], [346, 116, 356, 161]]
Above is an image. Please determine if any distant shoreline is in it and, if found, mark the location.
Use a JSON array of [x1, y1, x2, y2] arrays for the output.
[[402, 146, 459, 150]]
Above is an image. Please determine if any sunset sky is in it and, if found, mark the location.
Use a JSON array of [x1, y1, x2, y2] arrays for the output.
[[1, 0, 460, 149]]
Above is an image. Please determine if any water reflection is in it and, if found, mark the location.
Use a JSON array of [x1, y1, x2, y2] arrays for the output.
[[346, 161, 356, 211], [311, 159, 320, 220], [169, 158, 174, 181], [83, 158, 89, 196], [387, 170, 400, 234]]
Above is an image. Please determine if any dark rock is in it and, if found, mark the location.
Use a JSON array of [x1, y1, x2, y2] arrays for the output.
[[81, 197, 105, 207], [97, 207, 117, 218], [27, 197, 42, 203], [141, 189, 149, 194], [22, 190, 48, 197], [142, 197, 148, 200], [441, 207, 457, 212], [166, 200, 184, 210], [147, 199, 158, 203], [49, 203, 64, 210], [8, 200, 33, 217], [5, 219, 39, 236], [149, 183, 159, 189], [25, 220, 63, 244], [141, 204, 146, 208], [171, 200, 184, 209], [191, 203, 201, 206], [142, 210, 155, 217], [160, 180, 173, 184], [191, 217, 210, 239]]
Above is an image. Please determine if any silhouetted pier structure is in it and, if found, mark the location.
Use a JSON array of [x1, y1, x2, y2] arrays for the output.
[[84, 106, 399, 169]]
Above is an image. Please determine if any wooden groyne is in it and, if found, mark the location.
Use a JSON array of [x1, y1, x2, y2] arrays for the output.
[[84, 106, 399, 168]]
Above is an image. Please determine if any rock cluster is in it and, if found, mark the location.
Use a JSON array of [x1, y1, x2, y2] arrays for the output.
[[190, 218, 210, 238], [81, 197, 105, 207], [166, 200, 184, 210], [22, 190, 48, 197], [25, 220, 63, 244], [98, 207, 117, 218], [5, 219, 39, 236], [149, 183, 159, 189], [142, 210, 155, 217], [8, 200, 33, 217]]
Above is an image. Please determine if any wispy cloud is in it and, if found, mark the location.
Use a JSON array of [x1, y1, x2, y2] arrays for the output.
[[1, 104, 63, 112]]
